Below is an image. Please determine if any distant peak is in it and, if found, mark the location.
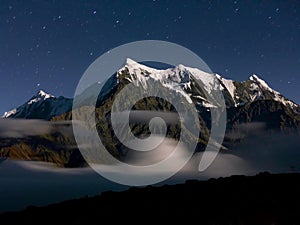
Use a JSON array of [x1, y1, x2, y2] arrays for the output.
[[36, 90, 54, 98], [28, 90, 55, 105], [38, 90, 46, 94]]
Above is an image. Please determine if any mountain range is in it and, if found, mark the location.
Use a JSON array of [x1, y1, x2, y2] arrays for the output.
[[1, 59, 300, 167]]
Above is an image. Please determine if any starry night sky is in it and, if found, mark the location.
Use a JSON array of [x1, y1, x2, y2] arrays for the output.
[[0, 0, 299, 114]]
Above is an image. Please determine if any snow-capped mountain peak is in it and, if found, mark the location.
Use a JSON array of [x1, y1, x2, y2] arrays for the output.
[[36, 90, 55, 99], [3, 62, 299, 120], [120, 58, 219, 104], [2, 90, 72, 120], [249, 74, 279, 95], [125, 58, 161, 74], [122, 58, 218, 90], [247, 74, 298, 108], [28, 90, 55, 105], [119, 60, 299, 110]]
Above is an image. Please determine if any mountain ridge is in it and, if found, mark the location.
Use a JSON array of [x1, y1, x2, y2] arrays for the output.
[[2, 59, 299, 120], [2, 90, 72, 120], [0, 59, 299, 167]]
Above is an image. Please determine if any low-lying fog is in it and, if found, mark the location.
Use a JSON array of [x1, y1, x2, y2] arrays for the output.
[[1, 119, 299, 212]]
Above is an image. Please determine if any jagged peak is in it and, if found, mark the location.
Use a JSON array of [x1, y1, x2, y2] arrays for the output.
[[125, 58, 138, 66], [124, 58, 160, 73], [28, 90, 55, 105], [249, 74, 268, 86], [249, 74, 260, 80], [124, 58, 214, 77], [34, 90, 55, 99], [249, 74, 280, 94], [247, 74, 299, 108]]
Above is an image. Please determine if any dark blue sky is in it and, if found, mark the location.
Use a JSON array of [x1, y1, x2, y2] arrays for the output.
[[0, 0, 299, 114]]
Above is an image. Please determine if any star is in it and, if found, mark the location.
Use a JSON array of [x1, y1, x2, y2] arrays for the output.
[[37, 83, 41, 87]]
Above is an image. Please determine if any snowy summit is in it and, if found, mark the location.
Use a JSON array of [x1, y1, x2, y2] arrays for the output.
[[28, 90, 55, 105], [118, 58, 298, 110], [2, 90, 72, 120]]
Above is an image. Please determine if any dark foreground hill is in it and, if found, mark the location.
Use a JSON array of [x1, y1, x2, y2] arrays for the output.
[[1, 172, 300, 224]]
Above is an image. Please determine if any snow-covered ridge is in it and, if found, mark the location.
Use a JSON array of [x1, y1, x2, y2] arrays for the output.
[[249, 74, 298, 108], [28, 90, 55, 105], [119, 58, 218, 104], [250, 74, 280, 95], [119, 59, 299, 110], [2, 90, 58, 119], [2, 60, 299, 119], [216, 74, 236, 101], [2, 109, 17, 118], [36, 90, 55, 99]]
